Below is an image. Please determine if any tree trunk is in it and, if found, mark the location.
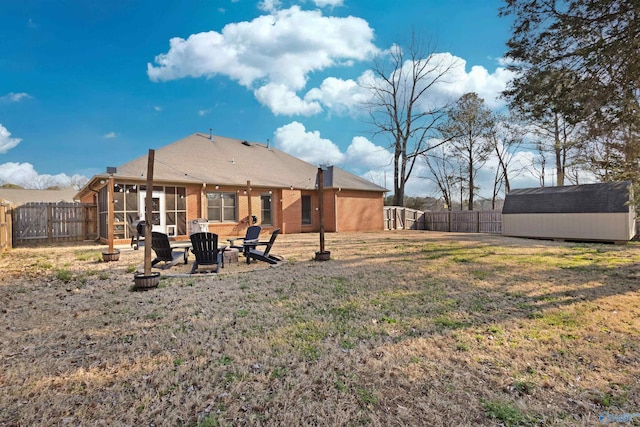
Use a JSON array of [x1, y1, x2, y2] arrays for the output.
[[467, 155, 474, 210], [554, 114, 565, 186]]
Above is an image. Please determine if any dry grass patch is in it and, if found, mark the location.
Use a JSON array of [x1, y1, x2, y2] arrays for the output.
[[1, 231, 639, 426]]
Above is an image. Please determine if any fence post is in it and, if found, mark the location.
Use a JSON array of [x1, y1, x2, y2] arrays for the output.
[[47, 203, 53, 244], [476, 211, 480, 233]]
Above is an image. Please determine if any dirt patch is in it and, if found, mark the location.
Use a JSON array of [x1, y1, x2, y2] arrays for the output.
[[1, 231, 639, 426]]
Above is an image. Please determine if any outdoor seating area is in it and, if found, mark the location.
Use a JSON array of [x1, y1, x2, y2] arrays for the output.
[[145, 229, 283, 275]]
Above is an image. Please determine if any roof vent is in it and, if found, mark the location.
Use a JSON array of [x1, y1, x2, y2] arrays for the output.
[[242, 140, 251, 146], [106, 166, 117, 174]]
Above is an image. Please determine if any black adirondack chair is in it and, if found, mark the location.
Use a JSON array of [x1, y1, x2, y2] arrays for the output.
[[245, 228, 282, 265], [228, 225, 261, 258], [190, 232, 226, 274], [151, 231, 188, 269]]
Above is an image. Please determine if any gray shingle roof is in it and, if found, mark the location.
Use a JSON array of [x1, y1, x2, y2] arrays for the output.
[[103, 133, 387, 192], [502, 181, 632, 214]]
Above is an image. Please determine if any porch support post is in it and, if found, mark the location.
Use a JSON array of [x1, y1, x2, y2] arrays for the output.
[[108, 175, 114, 252], [318, 168, 325, 253], [143, 149, 155, 275]]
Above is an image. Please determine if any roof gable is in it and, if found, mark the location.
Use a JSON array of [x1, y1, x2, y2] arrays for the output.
[[502, 181, 632, 214], [104, 133, 387, 192]]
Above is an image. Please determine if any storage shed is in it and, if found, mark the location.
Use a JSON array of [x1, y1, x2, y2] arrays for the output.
[[502, 181, 635, 243]]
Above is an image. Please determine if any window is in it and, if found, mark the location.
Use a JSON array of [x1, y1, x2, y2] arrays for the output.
[[261, 194, 272, 225], [206, 192, 237, 222], [301, 195, 312, 225]]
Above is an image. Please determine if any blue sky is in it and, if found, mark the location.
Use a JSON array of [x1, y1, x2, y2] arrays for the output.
[[0, 0, 522, 195]]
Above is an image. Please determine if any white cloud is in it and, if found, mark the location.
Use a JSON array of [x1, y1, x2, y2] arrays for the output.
[[198, 109, 210, 116], [344, 136, 392, 171], [103, 132, 117, 139], [0, 162, 86, 189], [0, 162, 38, 186], [272, 122, 393, 186], [273, 121, 344, 165], [147, 6, 377, 116], [305, 54, 516, 116], [154, 105, 163, 111], [0, 124, 21, 153], [314, 0, 344, 7], [258, 0, 281, 13], [255, 83, 322, 116], [0, 92, 31, 102], [423, 53, 515, 109], [305, 75, 371, 116]]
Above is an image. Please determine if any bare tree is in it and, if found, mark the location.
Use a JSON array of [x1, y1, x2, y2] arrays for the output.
[[364, 32, 459, 206], [69, 175, 89, 190], [423, 145, 459, 211], [28, 175, 56, 190], [527, 144, 547, 187], [489, 113, 528, 208], [439, 93, 494, 210]]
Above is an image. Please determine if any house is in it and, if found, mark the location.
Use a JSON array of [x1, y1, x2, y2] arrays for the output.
[[75, 133, 387, 245], [502, 181, 635, 243]]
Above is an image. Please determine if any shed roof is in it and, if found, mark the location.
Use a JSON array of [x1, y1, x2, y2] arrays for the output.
[[0, 188, 78, 206], [78, 133, 387, 196], [502, 181, 632, 214]]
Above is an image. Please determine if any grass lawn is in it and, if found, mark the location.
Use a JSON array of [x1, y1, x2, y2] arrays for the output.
[[1, 231, 639, 426]]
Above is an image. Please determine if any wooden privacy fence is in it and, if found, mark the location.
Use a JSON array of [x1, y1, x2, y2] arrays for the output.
[[0, 202, 11, 254], [384, 207, 502, 234], [12, 202, 97, 246]]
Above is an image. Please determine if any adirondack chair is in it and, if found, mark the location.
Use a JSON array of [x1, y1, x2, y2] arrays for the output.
[[151, 231, 189, 269], [245, 228, 282, 265], [190, 232, 227, 274], [227, 225, 262, 259], [127, 214, 145, 250]]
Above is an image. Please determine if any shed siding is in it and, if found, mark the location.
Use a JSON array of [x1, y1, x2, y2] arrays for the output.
[[503, 213, 635, 242]]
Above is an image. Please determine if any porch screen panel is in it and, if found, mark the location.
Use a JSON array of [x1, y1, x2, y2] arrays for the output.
[[164, 186, 187, 235], [98, 186, 108, 240], [177, 212, 187, 235], [113, 186, 125, 239], [123, 185, 139, 239]]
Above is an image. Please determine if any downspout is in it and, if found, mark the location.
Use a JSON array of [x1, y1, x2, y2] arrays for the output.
[[334, 188, 339, 233], [246, 180, 252, 226], [201, 183, 206, 219]]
